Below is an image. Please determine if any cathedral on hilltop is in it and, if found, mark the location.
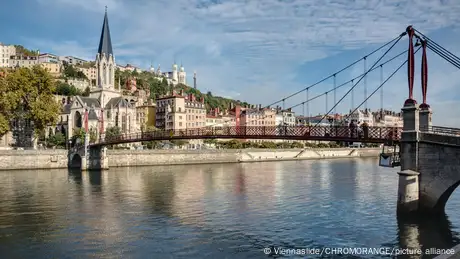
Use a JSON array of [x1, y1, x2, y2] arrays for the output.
[[55, 9, 139, 142], [149, 62, 195, 87]]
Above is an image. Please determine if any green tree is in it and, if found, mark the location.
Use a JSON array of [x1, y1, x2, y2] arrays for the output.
[[55, 81, 82, 96], [71, 128, 86, 144], [1, 66, 60, 137], [105, 126, 121, 140], [14, 45, 38, 56], [48, 132, 66, 147], [63, 63, 87, 80], [83, 86, 91, 97]]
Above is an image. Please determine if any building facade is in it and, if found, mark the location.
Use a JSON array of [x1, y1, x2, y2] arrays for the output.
[[40, 62, 62, 77], [185, 94, 206, 129], [0, 43, 16, 68], [155, 93, 186, 131], [56, 9, 139, 143], [136, 99, 156, 131], [9, 55, 39, 68]]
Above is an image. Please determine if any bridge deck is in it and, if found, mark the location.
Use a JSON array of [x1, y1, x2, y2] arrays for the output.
[[93, 126, 401, 146]]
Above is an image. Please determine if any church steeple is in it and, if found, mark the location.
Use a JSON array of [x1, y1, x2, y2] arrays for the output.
[[95, 7, 115, 90], [97, 7, 113, 57]]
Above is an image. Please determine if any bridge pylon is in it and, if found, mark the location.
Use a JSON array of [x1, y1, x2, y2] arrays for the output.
[[68, 134, 109, 171]]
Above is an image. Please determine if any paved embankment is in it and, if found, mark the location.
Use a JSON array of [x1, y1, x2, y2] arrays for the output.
[[0, 148, 381, 170]]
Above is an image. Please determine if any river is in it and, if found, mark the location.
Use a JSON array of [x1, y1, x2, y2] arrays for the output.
[[0, 158, 458, 258]]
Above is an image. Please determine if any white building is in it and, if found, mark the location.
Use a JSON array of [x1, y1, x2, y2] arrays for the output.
[[149, 63, 187, 86], [0, 43, 16, 68], [348, 109, 374, 126], [54, 9, 139, 142]]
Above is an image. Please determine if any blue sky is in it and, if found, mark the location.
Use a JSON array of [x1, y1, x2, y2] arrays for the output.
[[1, 0, 460, 126]]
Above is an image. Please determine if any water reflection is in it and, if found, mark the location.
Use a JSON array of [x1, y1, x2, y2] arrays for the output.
[[397, 214, 460, 259], [0, 160, 458, 258]]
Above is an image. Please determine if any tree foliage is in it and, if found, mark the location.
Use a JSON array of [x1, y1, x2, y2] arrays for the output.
[[62, 63, 87, 80], [105, 126, 121, 139], [14, 45, 38, 56], [0, 66, 60, 137], [48, 132, 66, 147], [114, 68, 252, 110], [55, 81, 83, 96]]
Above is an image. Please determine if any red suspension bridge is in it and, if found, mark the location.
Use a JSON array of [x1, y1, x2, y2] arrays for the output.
[[86, 26, 460, 147]]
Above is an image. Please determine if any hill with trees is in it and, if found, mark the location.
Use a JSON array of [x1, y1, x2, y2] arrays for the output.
[[115, 68, 251, 111]]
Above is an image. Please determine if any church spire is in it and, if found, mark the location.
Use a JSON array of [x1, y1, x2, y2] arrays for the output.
[[98, 7, 113, 57]]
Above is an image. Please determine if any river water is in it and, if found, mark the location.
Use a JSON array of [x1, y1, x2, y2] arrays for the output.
[[0, 158, 459, 259]]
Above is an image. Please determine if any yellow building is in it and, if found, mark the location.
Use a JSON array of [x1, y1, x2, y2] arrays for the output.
[[137, 99, 156, 131], [78, 66, 97, 83], [155, 91, 186, 131], [40, 62, 62, 77]]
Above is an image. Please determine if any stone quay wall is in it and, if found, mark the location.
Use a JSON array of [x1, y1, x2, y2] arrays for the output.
[[0, 148, 382, 170], [0, 150, 69, 170]]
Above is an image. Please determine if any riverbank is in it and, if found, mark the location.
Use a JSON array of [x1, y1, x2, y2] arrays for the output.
[[0, 148, 382, 170]]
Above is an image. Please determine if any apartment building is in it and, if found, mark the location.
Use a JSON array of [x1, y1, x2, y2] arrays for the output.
[[185, 94, 206, 129], [0, 43, 16, 68], [155, 91, 186, 131], [78, 66, 97, 82], [9, 55, 39, 68], [136, 99, 156, 131], [59, 56, 88, 66], [40, 62, 62, 77], [38, 53, 59, 64], [240, 105, 276, 126]]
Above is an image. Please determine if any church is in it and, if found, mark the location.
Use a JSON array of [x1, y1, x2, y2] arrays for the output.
[[56, 9, 139, 142]]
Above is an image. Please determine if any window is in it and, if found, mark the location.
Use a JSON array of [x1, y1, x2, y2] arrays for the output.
[[179, 122, 182, 126]]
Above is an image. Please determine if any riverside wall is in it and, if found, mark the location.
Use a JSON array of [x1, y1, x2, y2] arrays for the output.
[[0, 148, 381, 170]]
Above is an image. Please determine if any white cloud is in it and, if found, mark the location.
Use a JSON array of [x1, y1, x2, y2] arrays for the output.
[[30, 0, 460, 126]]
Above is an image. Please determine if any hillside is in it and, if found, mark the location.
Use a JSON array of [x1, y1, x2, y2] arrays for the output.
[[115, 69, 251, 112]]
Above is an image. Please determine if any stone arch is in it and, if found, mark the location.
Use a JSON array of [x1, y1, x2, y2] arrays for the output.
[[70, 154, 82, 169], [130, 99, 136, 106], [416, 141, 460, 215], [74, 111, 82, 128], [432, 180, 460, 213]]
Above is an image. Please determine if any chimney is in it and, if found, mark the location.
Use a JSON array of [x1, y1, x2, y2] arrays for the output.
[[216, 107, 220, 115], [201, 96, 205, 103], [258, 104, 262, 110]]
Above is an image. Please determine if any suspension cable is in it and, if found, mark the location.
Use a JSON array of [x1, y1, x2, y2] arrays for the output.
[[306, 88, 309, 124], [344, 47, 421, 121], [426, 43, 460, 69], [263, 34, 406, 109], [204, 45, 408, 128], [277, 59, 411, 126], [313, 34, 405, 127], [289, 50, 407, 110], [333, 74, 336, 125], [351, 79, 354, 112], [413, 28, 460, 63], [364, 57, 368, 110], [380, 65, 383, 114]]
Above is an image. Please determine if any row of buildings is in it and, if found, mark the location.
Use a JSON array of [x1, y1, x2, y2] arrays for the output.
[[0, 9, 403, 150]]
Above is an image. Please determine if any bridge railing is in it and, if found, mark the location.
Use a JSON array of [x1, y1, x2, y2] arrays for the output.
[[96, 125, 402, 145], [420, 125, 460, 137]]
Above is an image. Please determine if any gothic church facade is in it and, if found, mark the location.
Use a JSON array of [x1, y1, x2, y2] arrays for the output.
[[56, 9, 139, 142]]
